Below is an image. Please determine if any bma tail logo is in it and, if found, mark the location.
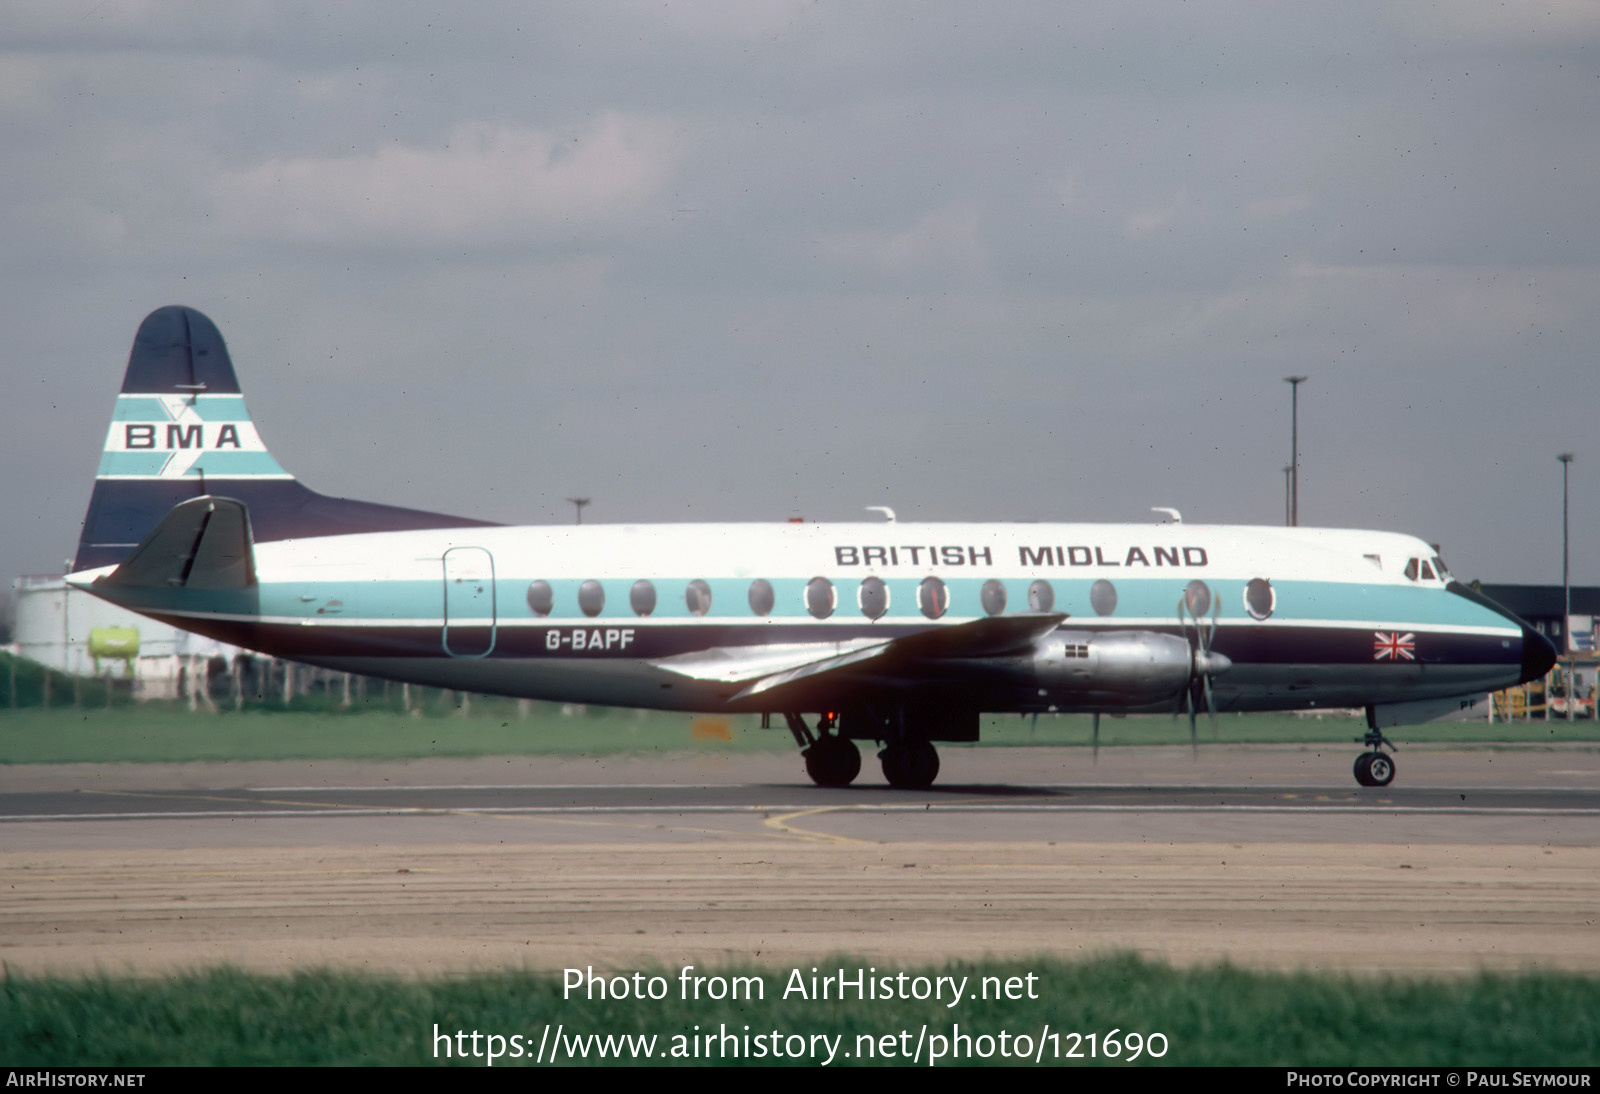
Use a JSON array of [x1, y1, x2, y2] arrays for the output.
[[1373, 632, 1415, 661], [98, 394, 288, 480]]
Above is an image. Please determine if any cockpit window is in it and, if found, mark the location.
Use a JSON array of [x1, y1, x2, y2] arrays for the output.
[[1432, 556, 1451, 580], [1419, 560, 1436, 581], [1404, 558, 1419, 582]]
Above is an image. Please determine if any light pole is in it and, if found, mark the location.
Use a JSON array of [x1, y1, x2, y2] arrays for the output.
[[1285, 376, 1307, 526], [567, 496, 592, 525], [1559, 454, 1574, 722], [1283, 466, 1292, 526]]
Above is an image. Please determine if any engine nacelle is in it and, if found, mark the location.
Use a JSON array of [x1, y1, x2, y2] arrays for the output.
[[1022, 629, 1230, 706]]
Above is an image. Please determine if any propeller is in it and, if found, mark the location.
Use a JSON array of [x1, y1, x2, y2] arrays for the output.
[[1177, 581, 1232, 755]]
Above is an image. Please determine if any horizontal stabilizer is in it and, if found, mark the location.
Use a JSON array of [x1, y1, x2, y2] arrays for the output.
[[103, 496, 256, 589]]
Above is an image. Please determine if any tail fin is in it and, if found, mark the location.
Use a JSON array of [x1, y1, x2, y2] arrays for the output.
[[74, 306, 496, 572]]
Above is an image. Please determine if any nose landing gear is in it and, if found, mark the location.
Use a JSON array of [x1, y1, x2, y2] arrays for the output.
[[1354, 709, 1398, 787]]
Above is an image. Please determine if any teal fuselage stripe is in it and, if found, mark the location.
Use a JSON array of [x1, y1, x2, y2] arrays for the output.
[[251, 576, 1510, 631]]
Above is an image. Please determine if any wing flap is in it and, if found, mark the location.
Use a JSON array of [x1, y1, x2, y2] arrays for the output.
[[655, 612, 1068, 704], [652, 639, 889, 685]]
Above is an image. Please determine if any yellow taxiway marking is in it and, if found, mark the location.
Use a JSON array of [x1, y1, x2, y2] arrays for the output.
[[760, 806, 875, 845]]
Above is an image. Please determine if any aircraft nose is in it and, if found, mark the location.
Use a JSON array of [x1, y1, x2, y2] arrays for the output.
[[1447, 581, 1558, 685], [1520, 621, 1558, 685]]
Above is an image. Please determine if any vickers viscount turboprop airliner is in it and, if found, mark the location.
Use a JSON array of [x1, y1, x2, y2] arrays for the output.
[[69, 307, 1556, 789]]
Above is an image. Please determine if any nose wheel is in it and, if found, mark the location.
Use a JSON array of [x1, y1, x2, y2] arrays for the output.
[[1353, 750, 1395, 787], [1353, 713, 1398, 787]]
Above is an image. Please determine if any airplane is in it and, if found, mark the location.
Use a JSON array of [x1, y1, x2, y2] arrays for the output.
[[67, 306, 1558, 790]]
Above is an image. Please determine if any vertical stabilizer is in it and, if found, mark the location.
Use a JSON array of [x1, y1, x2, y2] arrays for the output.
[[74, 306, 495, 572]]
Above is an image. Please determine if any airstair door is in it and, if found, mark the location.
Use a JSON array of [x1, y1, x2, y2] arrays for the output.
[[443, 547, 496, 657]]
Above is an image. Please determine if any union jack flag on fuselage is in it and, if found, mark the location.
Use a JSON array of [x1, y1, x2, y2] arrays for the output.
[[1374, 632, 1416, 661]]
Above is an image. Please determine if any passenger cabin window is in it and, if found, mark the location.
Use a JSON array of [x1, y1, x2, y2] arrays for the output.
[[630, 580, 656, 617], [1244, 577, 1274, 621], [1090, 579, 1117, 617], [526, 580, 554, 617], [806, 577, 835, 619], [685, 579, 713, 617], [578, 579, 605, 618], [918, 576, 948, 619], [1183, 580, 1211, 618], [748, 578, 775, 617], [858, 576, 888, 620], [1028, 580, 1054, 613], [981, 579, 1007, 617]]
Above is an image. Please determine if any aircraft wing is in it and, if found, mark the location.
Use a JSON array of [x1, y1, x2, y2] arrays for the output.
[[651, 613, 1067, 703], [651, 639, 890, 686]]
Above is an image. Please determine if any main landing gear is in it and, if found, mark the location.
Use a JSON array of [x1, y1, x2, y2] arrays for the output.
[[878, 739, 940, 790], [1353, 710, 1397, 788], [804, 732, 861, 788], [783, 712, 942, 790]]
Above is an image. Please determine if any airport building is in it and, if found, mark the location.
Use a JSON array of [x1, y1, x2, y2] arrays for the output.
[[1474, 584, 1598, 720]]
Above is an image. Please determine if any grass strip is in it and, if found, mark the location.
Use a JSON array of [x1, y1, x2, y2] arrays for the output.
[[3, 956, 1597, 1066], [2, 702, 1597, 765]]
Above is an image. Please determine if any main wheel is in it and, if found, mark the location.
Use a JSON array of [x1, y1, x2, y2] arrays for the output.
[[804, 736, 861, 787], [879, 740, 940, 790]]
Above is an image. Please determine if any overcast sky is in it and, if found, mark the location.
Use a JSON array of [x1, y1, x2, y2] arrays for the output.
[[3, 1, 1595, 592]]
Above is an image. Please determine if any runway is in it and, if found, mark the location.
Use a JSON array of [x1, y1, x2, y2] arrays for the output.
[[2, 745, 1597, 978]]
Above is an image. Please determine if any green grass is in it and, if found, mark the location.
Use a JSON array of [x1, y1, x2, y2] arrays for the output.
[[1, 701, 1597, 765], [0, 703, 791, 764], [3, 956, 1596, 1066]]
